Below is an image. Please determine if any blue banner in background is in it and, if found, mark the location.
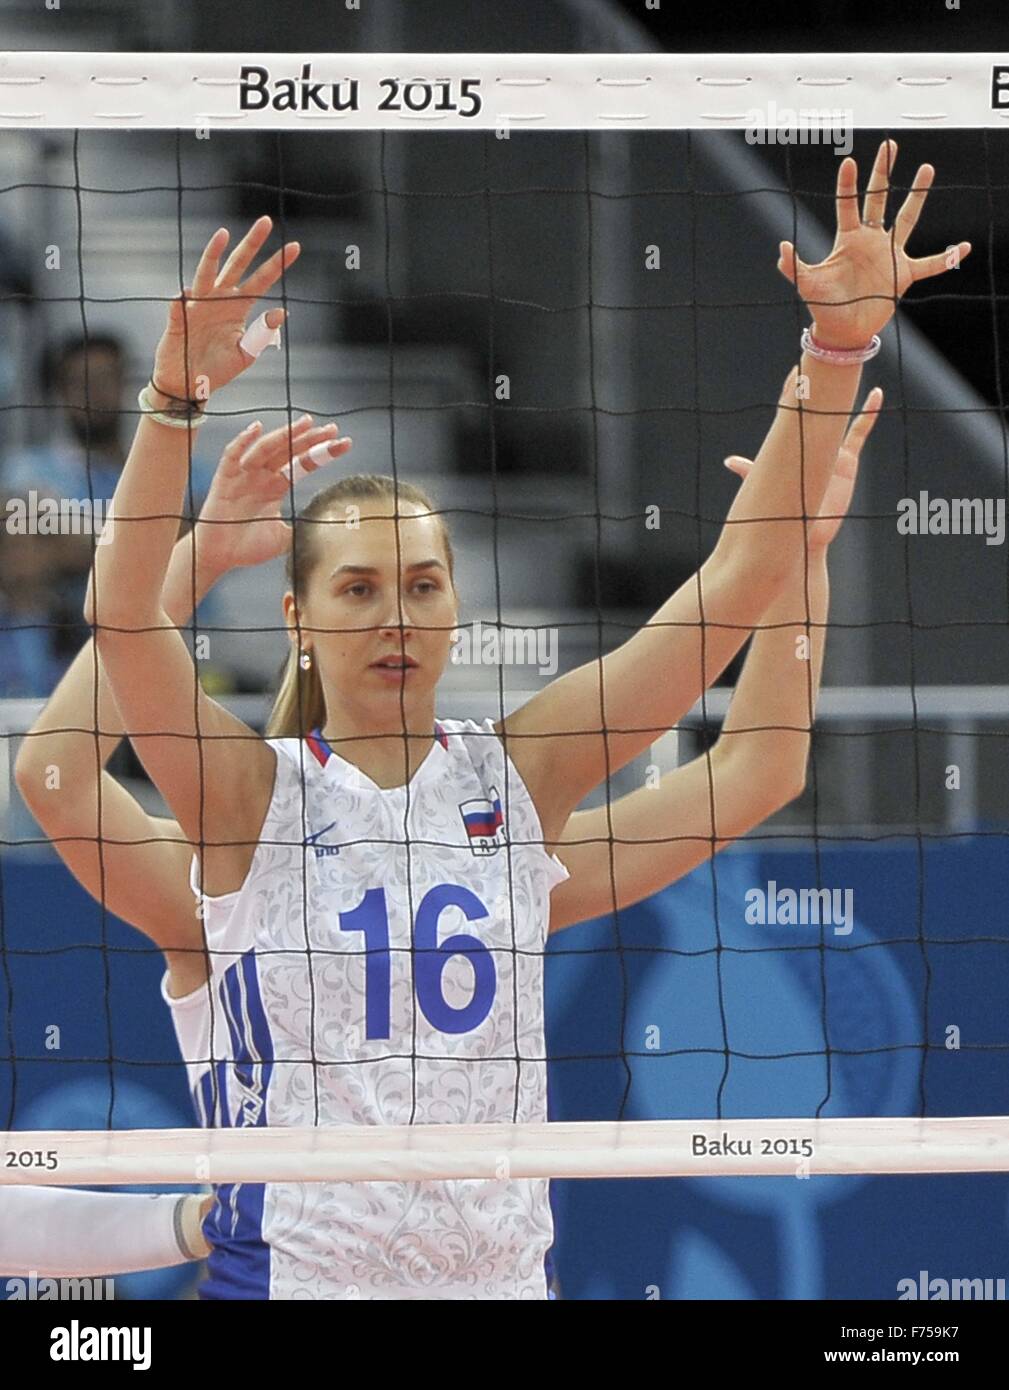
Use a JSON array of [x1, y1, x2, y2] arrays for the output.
[[546, 836, 1009, 1299], [2, 837, 1007, 1299], [0, 857, 201, 1300]]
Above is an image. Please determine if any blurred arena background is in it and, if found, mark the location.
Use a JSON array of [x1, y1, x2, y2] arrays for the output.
[[1, 0, 1008, 1299]]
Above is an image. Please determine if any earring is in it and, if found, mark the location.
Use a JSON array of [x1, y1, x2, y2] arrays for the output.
[[299, 649, 312, 671]]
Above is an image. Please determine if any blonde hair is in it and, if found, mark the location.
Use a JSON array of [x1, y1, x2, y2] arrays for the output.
[[266, 475, 455, 738]]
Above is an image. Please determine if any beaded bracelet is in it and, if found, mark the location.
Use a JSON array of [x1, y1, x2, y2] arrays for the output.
[[801, 326, 882, 365]]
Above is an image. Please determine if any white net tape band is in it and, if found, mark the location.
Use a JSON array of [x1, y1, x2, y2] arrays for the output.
[[3, 1118, 1008, 1185], [1, 52, 1008, 130]]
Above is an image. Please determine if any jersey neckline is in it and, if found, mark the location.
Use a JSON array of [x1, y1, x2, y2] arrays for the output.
[[304, 721, 449, 794]]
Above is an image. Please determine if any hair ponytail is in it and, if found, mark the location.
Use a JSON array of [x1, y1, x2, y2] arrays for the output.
[[265, 474, 454, 739], [266, 647, 328, 739]]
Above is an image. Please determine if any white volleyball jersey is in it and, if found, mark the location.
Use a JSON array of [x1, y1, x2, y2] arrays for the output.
[[161, 717, 569, 1300]]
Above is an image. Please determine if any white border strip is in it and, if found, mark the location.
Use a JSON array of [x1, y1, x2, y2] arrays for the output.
[[2, 1118, 1008, 1184], [0, 53, 1007, 129]]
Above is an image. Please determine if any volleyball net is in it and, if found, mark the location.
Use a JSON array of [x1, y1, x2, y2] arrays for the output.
[[1, 50, 1009, 1205]]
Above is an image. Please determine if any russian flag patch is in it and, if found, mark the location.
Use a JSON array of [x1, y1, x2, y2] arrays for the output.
[[458, 786, 506, 856]]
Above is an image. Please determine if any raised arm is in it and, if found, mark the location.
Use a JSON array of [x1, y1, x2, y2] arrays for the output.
[[15, 537, 213, 973], [503, 142, 969, 840], [17, 418, 341, 986], [549, 389, 877, 931], [87, 218, 348, 894]]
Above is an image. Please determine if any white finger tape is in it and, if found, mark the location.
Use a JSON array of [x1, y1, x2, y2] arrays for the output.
[[239, 312, 282, 360], [280, 457, 309, 484], [280, 441, 338, 483]]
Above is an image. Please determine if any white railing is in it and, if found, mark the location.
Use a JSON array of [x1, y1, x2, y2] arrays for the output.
[[2, 686, 1004, 844]]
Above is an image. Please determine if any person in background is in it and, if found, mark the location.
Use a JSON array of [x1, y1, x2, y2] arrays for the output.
[[0, 331, 215, 696]]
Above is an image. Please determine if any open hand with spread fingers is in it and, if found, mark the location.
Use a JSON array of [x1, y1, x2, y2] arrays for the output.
[[195, 415, 354, 575], [151, 216, 300, 403], [779, 141, 971, 351]]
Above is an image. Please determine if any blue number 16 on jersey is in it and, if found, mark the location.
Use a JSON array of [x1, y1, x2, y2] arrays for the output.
[[339, 884, 497, 1038]]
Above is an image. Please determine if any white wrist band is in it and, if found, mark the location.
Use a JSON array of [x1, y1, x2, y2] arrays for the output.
[[137, 383, 207, 429], [239, 311, 283, 360], [801, 326, 882, 365], [174, 1193, 210, 1261]]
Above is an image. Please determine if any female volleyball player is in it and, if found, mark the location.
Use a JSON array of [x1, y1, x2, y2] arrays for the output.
[[10, 399, 869, 1290], [83, 140, 964, 1298], [11, 398, 871, 1283], [18, 395, 874, 961]]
